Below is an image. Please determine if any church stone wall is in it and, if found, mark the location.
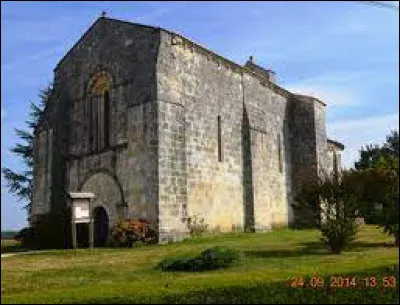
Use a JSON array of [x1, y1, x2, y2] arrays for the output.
[[242, 73, 293, 230], [156, 30, 295, 240], [31, 17, 334, 244], [289, 96, 318, 193], [32, 128, 53, 218], [314, 101, 328, 176], [288, 95, 329, 225], [157, 31, 244, 241], [34, 18, 161, 229]]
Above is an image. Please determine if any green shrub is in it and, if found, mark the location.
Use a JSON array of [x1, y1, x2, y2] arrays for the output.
[[200, 246, 240, 269], [291, 182, 322, 229], [186, 215, 209, 236], [16, 211, 71, 250], [110, 218, 157, 247], [293, 171, 360, 254], [157, 256, 193, 271], [157, 246, 240, 272], [320, 218, 358, 254], [14, 227, 33, 243]]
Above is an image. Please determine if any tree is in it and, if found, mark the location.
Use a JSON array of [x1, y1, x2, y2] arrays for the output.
[[355, 130, 399, 170], [353, 130, 399, 223], [292, 171, 360, 254], [1, 86, 52, 218], [380, 160, 399, 246], [353, 130, 399, 245], [383, 130, 399, 158]]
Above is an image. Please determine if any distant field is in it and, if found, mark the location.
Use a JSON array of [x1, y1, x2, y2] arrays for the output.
[[1, 225, 398, 304], [1, 239, 26, 254]]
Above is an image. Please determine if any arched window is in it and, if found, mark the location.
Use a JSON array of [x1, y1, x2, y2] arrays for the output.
[[87, 72, 112, 152]]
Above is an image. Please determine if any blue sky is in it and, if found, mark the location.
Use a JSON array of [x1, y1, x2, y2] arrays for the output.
[[1, 1, 399, 230]]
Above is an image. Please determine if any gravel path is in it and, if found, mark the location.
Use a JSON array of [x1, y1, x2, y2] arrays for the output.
[[1, 251, 45, 258]]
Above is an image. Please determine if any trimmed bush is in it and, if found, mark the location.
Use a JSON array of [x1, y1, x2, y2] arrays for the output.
[[157, 246, 240, 272], [14, 227, 33, 243], [110, 218, 157, 247], [15, 211, 71, 250]]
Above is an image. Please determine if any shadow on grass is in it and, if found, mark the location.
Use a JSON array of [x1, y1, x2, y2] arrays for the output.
[[348, 241, 396, 250], [244, 242, 327, 258], [244, 240, 396, 258], [66, 265, 399, 304]]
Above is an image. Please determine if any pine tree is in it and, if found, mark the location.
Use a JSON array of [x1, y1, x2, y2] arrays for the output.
[[2, 85, 52, 218]]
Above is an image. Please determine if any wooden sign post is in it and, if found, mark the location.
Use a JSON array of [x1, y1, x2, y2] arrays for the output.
[[68, 192, 95, 249]]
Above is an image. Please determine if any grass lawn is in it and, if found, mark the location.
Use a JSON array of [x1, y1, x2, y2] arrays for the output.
[[1, 225, 398, 304]]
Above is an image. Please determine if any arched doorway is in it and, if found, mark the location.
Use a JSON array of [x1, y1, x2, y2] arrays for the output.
[[79, 170, 125, 244], [93, 206, 109, 247]]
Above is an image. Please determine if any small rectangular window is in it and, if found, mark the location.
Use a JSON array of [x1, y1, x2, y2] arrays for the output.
[[104, 90, 110, 147], [278, 133, 283, 173], [336, 153, 341, 171], [218, 115, 222, 162], [89, 97, 93, 152]]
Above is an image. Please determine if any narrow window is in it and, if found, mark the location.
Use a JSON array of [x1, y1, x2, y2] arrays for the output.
[[218, 115, 222, 162], [278, 133, 283, 173], [94, 98, 101, 151], [333, 152, 339, 180], [104, 90, 110, 147], [93, 98, 99, 151], [336, 153, 341, 171], [89, 97, 93, 152]]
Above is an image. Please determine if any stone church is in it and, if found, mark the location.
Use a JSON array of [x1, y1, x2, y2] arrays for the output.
[[32, 15, 344, 244]]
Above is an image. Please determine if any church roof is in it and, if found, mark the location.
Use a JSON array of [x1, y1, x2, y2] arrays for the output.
[[327, 138, 345, 150], [293, 94, 326, 107], [50, 16, 343, 150], [54, 16, 155, 71], [53, 16, 307, 104]]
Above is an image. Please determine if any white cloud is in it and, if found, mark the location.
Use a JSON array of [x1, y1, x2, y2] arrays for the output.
[[2, 45, 65, 72], [327, 113, 399, 169], [377, 1, 400, 9], [126, 1, 189, 25], [330, 21, 368, 35], [286, 84, 359, 107], [283, 70, 398, 107], [297, 71, 373, 84], [1, 108, 5, 119], [285, 80, 359, 107], [135, 7, 171, 24]]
